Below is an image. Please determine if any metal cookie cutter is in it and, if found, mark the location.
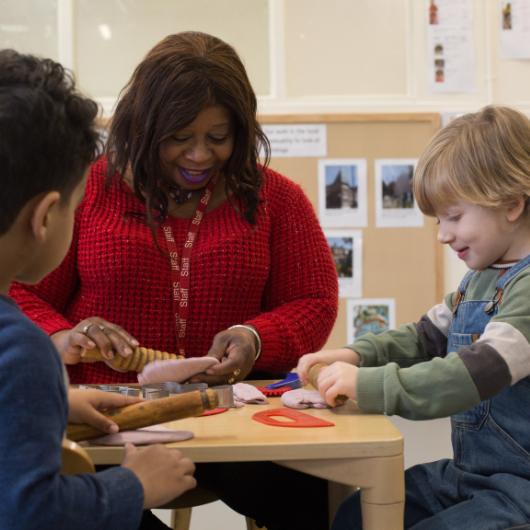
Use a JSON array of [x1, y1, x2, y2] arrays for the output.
[[118, 386, 141, 397], [97, 384, 122, 394], [211, 385, 235, 408], [141, 384, 170, 400], [140, 382, 235, 408], [141, 382, 207, 400], [166, 382, 208, 395]]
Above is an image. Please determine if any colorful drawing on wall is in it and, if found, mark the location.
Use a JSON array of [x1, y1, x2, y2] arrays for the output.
[[429, 0, 439, 24], [347, 298, 396, 343], [319, 159, 367, 227]]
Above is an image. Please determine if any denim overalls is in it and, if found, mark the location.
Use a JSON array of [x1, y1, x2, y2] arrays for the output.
[[332, 257, 530, 530], [449, 256, 530, 480]]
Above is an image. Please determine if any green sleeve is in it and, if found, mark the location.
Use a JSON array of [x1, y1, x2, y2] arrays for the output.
[[356, 352, 481, 420], [351, 323, 431, 367]]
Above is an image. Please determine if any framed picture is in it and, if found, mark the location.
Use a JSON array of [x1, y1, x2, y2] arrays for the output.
[[375, 159, 423, 227], [319, 159, 367, 227], [347, 298, 396, 344], [325, 229, 362, 298]]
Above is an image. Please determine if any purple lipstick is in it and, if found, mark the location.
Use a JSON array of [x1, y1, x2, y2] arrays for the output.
[[180, 167, 211, 184]]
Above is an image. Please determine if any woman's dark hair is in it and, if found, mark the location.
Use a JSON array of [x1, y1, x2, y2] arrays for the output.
[[106, 31, 270, 226], [0, 49, 100, 234]]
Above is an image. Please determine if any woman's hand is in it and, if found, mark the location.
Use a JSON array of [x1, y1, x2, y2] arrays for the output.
[[51, 317, 140, 366], [190, 327, 257, 385], [68, 388, 142, 434], [297, 348, 361, 385]]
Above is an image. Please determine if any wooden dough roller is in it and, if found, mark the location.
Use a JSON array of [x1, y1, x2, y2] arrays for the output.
[[81, 346, 182, 372], [67, 388, 218, 442], [307, 362, 348, 406]]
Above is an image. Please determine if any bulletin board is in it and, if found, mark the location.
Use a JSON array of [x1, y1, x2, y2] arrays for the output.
[[259, 113, 443, 349]]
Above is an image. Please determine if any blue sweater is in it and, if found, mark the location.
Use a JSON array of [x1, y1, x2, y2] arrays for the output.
[[0, 295, 144, 529]]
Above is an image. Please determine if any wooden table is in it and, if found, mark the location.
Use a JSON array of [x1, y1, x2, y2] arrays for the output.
[[85, 393, 404, 530]]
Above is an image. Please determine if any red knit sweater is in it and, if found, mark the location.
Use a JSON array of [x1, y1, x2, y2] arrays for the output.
[[10, 158, 338, 384]]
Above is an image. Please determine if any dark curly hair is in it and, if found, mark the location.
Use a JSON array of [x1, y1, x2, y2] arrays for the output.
[[106, 31, 270, 226], [0, 49, 100, 235]]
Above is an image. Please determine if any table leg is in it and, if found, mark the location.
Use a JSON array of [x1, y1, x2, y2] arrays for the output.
[[279, 453, 404, 530]]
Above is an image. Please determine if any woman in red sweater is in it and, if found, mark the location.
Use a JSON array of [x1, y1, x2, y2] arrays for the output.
[[10, 32, 336, 530], [10, 32, 338, 388]]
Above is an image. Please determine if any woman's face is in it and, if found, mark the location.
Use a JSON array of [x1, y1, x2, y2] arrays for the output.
[[159, 105, 234, 190]]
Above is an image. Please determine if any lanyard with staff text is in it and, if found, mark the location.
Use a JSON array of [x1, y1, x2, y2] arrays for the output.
[[162, 175, 218, 357]]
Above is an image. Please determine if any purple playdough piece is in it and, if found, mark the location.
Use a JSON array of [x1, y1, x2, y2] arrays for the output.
[[137, 356, 219, 384], [89, 425, 194, 445]]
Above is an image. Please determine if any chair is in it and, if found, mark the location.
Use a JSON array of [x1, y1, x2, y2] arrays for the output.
[[163, 489, 263, 530], [61, 438, 95, 474], [60, 439, 264, 530]]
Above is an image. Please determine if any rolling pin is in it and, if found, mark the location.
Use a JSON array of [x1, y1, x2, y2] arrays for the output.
[[81, 346, 182, 372], [307, 362, 348, 406], [67, 388, 218, 442]]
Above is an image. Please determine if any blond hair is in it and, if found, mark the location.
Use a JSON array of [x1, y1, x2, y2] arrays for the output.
[[413, 106, 530, 216]]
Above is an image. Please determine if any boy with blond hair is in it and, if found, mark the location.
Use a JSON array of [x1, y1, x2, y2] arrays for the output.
[[300, 106, 530, 529]]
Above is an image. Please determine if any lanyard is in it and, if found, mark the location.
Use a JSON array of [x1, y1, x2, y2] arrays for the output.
[[162, 176, 217, 356]]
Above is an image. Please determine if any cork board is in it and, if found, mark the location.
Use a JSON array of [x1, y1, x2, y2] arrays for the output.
[[259, 113, 443, 348]]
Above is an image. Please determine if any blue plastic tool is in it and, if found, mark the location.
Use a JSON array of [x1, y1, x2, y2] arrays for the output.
[[264, 372, 301, 390]]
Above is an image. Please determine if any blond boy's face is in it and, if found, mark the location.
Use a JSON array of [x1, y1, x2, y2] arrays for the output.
[[18, 174, 87, 284], [435, 201, 521, 270]]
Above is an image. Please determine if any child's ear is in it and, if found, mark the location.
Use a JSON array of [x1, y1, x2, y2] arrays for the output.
[[30, 191, 61, 241], [506, 196, 527, 223]]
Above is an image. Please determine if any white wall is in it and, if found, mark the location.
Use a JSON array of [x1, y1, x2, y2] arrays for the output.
[[2, 1, 528, 115]]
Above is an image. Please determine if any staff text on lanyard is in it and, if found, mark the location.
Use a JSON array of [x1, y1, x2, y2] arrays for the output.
[[162, 177, 217, 357]]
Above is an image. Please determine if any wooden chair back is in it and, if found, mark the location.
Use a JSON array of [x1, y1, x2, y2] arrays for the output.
[[61, 438, 95, 474]]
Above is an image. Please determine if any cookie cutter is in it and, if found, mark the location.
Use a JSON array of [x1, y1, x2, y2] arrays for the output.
[[211, 385, 235, 408]]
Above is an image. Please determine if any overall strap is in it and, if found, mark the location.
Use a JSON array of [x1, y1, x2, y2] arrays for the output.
[[496, 253, 530, 290], [482, 254, 530, 315], [452, 270, 475, 313]]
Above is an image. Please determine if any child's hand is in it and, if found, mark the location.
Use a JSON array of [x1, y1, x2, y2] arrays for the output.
[[52, 317, 139, 365], [68, 388, 142, 434], [317, 362, 359, 407], [297, 348, 360, 385], [122, 443, 196, 508]]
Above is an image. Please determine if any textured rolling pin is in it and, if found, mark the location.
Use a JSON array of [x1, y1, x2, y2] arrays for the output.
[[67, 388, 219, 442], [81, 346, 182, 372], [307, 362, 348, 406]]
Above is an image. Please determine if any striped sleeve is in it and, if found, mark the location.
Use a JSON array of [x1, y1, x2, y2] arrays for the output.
[[457, 271, 530, 400]]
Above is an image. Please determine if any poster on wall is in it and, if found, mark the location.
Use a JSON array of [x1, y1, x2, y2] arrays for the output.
[[318, 159, 367, 227], [347, 298, 396, 344], [499, 0, 530, 59], [375, 159, 423, 228], [325, 230, 363, 298], [426, 0, 475, 93], [261, 124, 327, 157]]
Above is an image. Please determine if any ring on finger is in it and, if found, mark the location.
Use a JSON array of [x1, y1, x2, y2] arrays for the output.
[[81, 323, 94, 335], [81, 323, 106, 335]]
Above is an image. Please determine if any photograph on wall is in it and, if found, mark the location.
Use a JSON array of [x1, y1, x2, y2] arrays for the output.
[[375, 159, 423, 227], [325, 229, 362, 298], [318, 159, 367, 227], [500, 0, 530, 59], [347, 298, 396, 344]]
